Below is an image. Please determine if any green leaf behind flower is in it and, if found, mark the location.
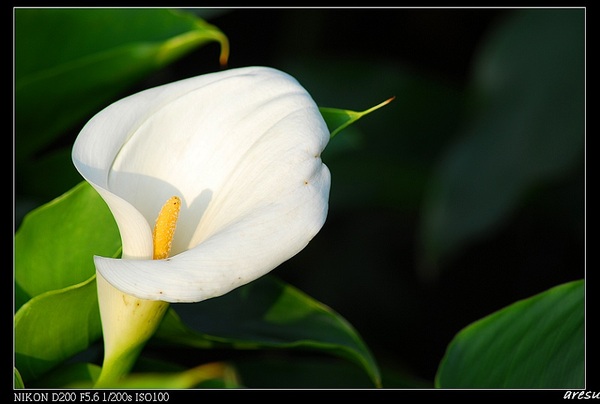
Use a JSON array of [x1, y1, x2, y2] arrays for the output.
[[14, 276, 102, 384], [320, 97, 394, 139], [436, 279, 584, 388], [418, 9, 584, 276], [104, 362, 240, 389], [15, 8, 229, 208], [156, 275, 382, 387], [35, 360, 240, 389], [15, 181, 121, 309], [15, 8, 228, 163], [29, 363, 101, 389]]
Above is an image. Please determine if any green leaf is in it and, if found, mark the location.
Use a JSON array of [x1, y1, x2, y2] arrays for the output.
[[155, 275, 382, 387], [15, 275, 102, 383], [14, 368, 24, 389], [233, 356, 376, 388], [106, 362, 240, 389], [435, 279, 584, 388], [30, 363, 101, 389], [38, 361, 240, 389], [15, 8, 228, 165], [287, 57, 464, 213], [419, 9, 584, 275], [15, 181, 121, 309], [320, 96, 394, 139]]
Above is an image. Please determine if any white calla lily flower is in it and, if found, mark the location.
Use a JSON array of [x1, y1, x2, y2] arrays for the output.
[[73, 66, 331, 386], [73, 66, 331, 304]]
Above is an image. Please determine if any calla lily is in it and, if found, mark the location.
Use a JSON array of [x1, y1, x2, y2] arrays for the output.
[[72, 66, 331, 385], [73, 66, 331, 302]]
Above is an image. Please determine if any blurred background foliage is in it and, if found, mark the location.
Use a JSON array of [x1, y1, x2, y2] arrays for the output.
[[15, 8, 585, 387]]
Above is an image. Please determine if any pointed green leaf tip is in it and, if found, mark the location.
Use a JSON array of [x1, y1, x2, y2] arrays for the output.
[[320, 96, 394, 139]]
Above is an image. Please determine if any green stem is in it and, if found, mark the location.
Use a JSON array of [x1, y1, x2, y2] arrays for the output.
[[93, 274, 170, 388], [94, 344, 145, 388]]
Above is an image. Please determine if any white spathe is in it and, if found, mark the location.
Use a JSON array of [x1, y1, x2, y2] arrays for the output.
[[72, 66, 331, 303]]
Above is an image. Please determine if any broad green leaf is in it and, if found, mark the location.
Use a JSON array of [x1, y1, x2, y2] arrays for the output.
[[436, 279, 584, 388], [320, 97, 394, 139], [419, 9, 584, 275], [155, 275, 382, 387], [15, 275, 102, 383], [15, 181, 120, 309], [15, 8, 228, 165]]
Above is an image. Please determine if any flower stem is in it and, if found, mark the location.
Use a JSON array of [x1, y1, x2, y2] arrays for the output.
[[93, 343, 145, 388], [93, 275, 169, 388], [94, 196, 180, 387]]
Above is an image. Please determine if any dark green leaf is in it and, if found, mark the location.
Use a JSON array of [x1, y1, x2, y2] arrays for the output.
[[234, 356, 375, 388], [15, 8, 228, 165], [30, 363, 101, 389], [419, 9, 584, 275], [17, 148, 92, 214], [436, 279, 584, 388], [155, 275, 382, 387]]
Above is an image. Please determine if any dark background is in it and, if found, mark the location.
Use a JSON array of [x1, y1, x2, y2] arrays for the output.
[[153, 8, 583, 384]]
